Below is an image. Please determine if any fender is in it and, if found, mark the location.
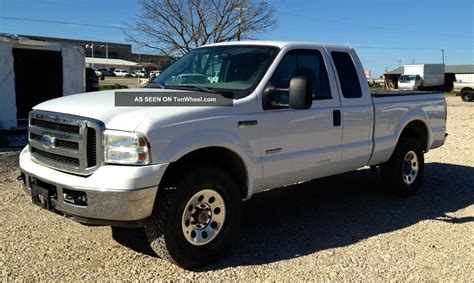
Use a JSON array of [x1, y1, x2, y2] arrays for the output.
[[369, 108, 430, 166], [149, 127, 261, 198]]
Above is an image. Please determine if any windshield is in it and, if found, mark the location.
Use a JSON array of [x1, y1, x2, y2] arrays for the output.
[[149, 45, 279, 97], [399, 75, 416, 82]]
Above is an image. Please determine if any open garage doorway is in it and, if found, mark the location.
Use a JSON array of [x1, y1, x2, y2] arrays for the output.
[[13, 48, 63, 123]]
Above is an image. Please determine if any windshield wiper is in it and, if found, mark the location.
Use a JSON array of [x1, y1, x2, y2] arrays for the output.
[[167, 85, 235, 97]]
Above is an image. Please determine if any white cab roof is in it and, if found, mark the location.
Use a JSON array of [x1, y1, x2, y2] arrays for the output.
[[203, 40, 351, 50]]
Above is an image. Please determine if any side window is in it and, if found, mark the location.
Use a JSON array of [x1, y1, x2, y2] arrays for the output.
[[268, 49, 332, 108], [331, 51, 362, 98]]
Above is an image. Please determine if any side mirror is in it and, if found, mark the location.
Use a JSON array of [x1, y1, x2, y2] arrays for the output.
[[262, 84, 276, 109], [289, 76, 312, 109]]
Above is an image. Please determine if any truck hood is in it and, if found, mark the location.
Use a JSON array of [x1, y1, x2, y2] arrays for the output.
[[33, 89, 215, 132]]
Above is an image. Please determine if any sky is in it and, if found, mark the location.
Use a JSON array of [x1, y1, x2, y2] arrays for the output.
[[0, 0, 473, 76]]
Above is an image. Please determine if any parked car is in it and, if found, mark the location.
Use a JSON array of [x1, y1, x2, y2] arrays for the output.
[[208, 71, 220, 83], [149, 70, 162, 77], [19, 41, 447, 269], [98, 68, 115, 77], [94, 69, 105, 80], [113, 69, 130, 77], [453, 81, 474, 102], [85, 67, 99, 92], [133, 70, 148, 77]]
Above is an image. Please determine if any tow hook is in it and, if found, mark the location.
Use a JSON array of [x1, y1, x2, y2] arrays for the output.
[[17, 173, 26, 185]]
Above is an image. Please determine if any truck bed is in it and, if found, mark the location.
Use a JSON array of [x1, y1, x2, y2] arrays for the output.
[[368, 90, 446, 166]]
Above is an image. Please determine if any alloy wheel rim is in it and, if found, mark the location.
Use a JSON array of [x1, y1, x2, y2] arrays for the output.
[[402, 151, 419, 185], [181, 189, 226, 246]]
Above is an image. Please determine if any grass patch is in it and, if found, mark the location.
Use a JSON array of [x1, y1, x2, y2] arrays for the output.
[[444, 92, 457, 97], [100, 84, 128, 90]]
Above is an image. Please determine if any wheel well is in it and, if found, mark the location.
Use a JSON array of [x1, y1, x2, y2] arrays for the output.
[[400, 121, 429, 151], [160, 147, 248, 199], [461, 87, 473, 93]]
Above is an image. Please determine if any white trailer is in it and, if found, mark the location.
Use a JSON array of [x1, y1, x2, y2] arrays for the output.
[[398, 64, 445, 90]]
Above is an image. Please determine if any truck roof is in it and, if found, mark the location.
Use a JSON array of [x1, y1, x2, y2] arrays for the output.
[[203, 40, 352, 50]]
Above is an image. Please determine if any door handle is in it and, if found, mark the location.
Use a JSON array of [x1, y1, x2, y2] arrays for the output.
[[333, 110, 341, 127]]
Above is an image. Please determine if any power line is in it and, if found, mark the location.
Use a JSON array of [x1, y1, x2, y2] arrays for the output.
[[355, 45, 472, 51], [1, 16, 472, 52], [276, 10, 467, 39], [362, 60, 401, 62], [277, 11, 386, 29], [0, 16, 130, 30], [36, 0, 127, 15]]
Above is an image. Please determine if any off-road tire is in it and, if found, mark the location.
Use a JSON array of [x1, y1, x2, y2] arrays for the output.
[[145, 163, 242, 269], [381, 138, 425, 197]]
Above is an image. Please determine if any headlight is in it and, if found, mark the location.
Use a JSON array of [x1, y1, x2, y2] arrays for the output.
[[103, 130, 151, 165]]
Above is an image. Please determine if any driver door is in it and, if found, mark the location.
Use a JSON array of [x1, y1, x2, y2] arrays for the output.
[[259, 48, 343, 190]]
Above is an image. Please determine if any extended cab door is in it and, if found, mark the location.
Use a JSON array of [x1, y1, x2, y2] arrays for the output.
[[326, 47, 374, 171], [259, 48, 343, 190]]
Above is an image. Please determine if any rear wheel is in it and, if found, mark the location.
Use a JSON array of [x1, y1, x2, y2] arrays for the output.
[[461, 91, 473, 102], [145, 163, 242, 269], [381, 138, 425, 197]]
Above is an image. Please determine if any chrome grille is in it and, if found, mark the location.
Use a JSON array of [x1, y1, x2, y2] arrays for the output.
[[30, 133, 79, 150], [31, 147, 80, 167], [30, 118, 80, 134], [28, 110, 104, 175]]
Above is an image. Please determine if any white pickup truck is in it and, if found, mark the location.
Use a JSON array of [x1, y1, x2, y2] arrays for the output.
[[19, 41, 447, 268]]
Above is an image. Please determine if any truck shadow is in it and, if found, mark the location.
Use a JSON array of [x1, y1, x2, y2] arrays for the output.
[[111, 162, 474, 270]]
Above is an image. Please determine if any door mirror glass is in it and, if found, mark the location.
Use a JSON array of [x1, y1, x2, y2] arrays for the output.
[[289, 76, 312, 109]]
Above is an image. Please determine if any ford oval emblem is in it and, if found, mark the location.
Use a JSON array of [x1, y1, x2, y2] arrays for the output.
[[40, 135, 56, 148]]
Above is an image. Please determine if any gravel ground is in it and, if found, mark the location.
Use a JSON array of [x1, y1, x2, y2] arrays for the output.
[[1, 97, 473, 280]]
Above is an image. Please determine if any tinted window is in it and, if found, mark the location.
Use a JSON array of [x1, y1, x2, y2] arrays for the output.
[[268, 49, 331, 108], [331, 51, 362, 98], [400, 75, 416, 82]]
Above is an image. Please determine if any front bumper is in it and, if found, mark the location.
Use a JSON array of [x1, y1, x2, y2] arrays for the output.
[[19, 147, 168, 226], [398, 84, 416, 90]]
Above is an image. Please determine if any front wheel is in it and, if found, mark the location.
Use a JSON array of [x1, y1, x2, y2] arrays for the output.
[[145, 164, 242, 269], [461, 91, 473, 102], [381, 138, 425, 197]]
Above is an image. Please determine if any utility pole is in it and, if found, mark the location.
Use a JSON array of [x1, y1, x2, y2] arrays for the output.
[[412, 59, 414, 64], [91, 42, 94, 69], [236, 6, 247, 41], [441, 49, 445, 64]]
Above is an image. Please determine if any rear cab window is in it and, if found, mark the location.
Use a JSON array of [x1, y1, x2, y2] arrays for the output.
[[330, 51, 362, 99]]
